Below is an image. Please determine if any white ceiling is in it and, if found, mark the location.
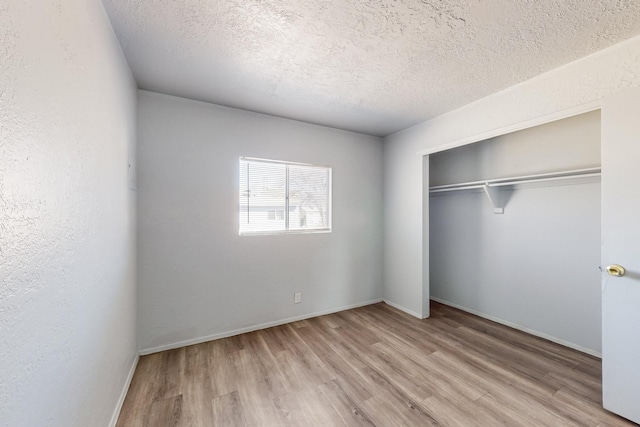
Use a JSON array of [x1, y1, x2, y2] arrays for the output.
[[102, 0, 640, 136]]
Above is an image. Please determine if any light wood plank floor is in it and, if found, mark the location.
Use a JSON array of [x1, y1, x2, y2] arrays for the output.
[[117, 302, 636, 426]]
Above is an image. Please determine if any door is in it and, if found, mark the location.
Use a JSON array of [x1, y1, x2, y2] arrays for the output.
[[601, 88, 640, 423]]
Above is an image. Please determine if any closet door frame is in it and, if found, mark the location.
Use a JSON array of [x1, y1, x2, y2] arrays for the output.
[[420, 89, 639, 423], [419, 100, 601, 319]]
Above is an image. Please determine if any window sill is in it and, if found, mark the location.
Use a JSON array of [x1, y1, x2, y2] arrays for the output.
[[239, 228, 332, 236]]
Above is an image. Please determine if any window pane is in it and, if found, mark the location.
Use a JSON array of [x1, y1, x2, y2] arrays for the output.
[[239, 157, 331, 235], [288, 165, 330, 231], [240, 160, 287, 233]]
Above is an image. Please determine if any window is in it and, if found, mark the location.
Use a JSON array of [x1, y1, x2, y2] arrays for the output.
[[267, 210, 285, 221], [239, 157, 331, 235]]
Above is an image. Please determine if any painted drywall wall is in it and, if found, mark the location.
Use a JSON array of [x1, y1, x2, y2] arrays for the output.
[[383, 35, 640, 318], [137, 91, 383, 353], [383, 138, 426, 317], [0, 2, 137, 426], [429, 112, 602, 354], [429, 111, 601, 186]]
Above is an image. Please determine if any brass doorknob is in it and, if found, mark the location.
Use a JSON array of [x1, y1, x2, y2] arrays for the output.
[[606, 264, 626, 277]]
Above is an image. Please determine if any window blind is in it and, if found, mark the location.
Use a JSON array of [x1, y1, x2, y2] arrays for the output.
[[239, 157, 331, 235]]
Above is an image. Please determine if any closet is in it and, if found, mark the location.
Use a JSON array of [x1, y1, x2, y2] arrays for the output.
[[428, 110, 602, 355]]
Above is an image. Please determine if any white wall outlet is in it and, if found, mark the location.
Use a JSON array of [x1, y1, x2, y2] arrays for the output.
[[294, 292, 301, 304]]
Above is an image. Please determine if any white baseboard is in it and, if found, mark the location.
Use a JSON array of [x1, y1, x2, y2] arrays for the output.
[[430, 297, 601, 358], [139, 298, 383, 356], [109, 354, 139, 427], [382, 299, 425, 319]]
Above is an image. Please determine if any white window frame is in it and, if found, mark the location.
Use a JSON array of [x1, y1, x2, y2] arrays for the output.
[[239, 157, 332, 236]]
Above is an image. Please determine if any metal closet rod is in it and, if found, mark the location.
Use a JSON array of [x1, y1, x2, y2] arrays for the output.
[[429, 167, 601, 193]]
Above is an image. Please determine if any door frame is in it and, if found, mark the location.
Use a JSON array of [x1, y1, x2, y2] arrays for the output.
[[419, 99, 603, 352]]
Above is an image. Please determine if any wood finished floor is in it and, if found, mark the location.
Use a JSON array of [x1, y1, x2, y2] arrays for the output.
[[117, 302, 636, 426]]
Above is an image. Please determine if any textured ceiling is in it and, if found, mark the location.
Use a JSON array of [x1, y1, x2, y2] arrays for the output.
[[102, 0, 640, 136]]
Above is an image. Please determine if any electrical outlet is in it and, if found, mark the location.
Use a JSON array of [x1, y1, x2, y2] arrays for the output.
[[294, 292, 301, 304]]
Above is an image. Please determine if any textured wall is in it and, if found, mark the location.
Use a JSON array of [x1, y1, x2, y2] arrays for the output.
[[383, 35, 640, 318], [0, 1, 137, 426], [137, 91, 383, 354]]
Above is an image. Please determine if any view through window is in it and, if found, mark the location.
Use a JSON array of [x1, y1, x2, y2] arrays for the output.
[[239, 157, 331, 235]]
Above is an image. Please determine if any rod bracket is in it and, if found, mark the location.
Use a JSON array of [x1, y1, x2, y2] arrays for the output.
[[483, 184, 504, 214]]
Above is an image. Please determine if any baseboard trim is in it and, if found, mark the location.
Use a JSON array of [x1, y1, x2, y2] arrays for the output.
[[430, 297, 601, 358], [382, 299, 424, 319], [139, 298, 384, 355], [109, 354, 139, 427]]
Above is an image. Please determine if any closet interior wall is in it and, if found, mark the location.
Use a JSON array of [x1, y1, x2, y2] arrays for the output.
[[428, 110, 602, 355]]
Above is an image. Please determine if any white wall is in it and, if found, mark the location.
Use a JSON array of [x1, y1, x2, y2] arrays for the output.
[[383, 35, 640, 319], [137, 91, 383, 353], [0, 1, 137, 427], [429, 112, 602, 354], [429, 111, 601, 186]]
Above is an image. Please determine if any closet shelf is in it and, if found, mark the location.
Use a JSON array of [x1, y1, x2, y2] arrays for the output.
[[429, 167, 601, 214]]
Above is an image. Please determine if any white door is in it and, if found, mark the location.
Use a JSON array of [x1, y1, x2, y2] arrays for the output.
[[601, 88, 640, 424]]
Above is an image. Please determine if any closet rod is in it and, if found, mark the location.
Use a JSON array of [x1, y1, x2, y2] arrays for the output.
[[430, 184, 486, 193], [429, 167, 601, 193], [489, 172, 601, 188], [430, 184, 485, 194]]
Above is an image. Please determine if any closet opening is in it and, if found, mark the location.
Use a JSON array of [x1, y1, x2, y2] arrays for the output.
[[426, 110, 602, 356]]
